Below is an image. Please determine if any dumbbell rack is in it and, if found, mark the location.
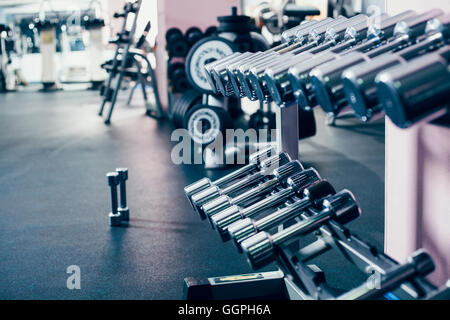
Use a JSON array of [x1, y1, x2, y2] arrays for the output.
[[183, 150, 450, 300]]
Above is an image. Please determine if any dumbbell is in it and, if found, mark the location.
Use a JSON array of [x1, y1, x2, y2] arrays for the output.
[[209, 52, 255, 96], [287, 11, 417, 110], [211, 168, 321, 241], [342, 15, 450, 122], [338, 249, 435, 300], [376, 47, 450, 129], [266, 14, 388, 107], [212, 18, 338, 98], [184, 147, 275, 213], [107, 172, 122, 227], [168, 62, 190, 93], [204, 52, 246, 94], [309, 9, 444, 117], [228, 180, 336, 252], [223, 51, 279, 99], [287, 14, 369, 57], [202, 160, 304, 225], [191, 152, 290, 219], [116, 168, 129, 221], [166, 27, 189, 58], [241, 190, 361, 270], [241, 18, 350, 102]]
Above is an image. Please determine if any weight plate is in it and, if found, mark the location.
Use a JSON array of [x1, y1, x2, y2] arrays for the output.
[[204, 26, 218, 37], [171, 90, 202, 128], [168, 62, 185, 80], [183, 104, 233, 145], [185, 36, 236, 94], [185, 27, 203, 47], [166, 27, 183, 42], [168, 38, 189, 58]]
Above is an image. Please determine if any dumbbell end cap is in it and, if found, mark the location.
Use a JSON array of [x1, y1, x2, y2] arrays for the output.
[[322, 190, 361, 225], [249, 147, 276, 165], [118, 207, 129, 221], [376, 72, 409, 128], [287, 168, 321, 193], [109, 212, 122, 227], [408, 249, 435, 276], [303, 180, 336, 202], [107, 172, 119, 186], [228, 218, 258, 253], [241, 232, 274, 270], [116, 168, 128, 180], [260, 152, 291, 173], [184, 178, 212, 199], [211, 206, 241, 240], [273, 161, 304, 182], [204, 196, 232, 224]]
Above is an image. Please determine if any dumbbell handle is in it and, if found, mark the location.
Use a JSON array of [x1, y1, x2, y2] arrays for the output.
[[241, 188, 294, 219], [272, 208, 336, 246], [107, 174, 119, 214], [215, 147, 275, 186], [255, 196, 314, 231], [119, 179, 127, 208], [338, 250, 434, 300], [231, 178, 280, 206]]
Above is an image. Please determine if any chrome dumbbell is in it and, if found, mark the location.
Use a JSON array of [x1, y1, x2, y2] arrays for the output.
[[184, 146, 275, 212], [309, 9, 444, 117], [376, 48, 450, 129], [228, 180, 336, 252], [245, 17, 351, 103], [202, 160, 304, 224], [241, 190, 361, 270], [228, 51, 280, 99], [342, 14, 450, 122], [266, 14, 383, 107], [210, 52, 255, 96], [191, 152, 291, 219], [211, 168, 321, 241]]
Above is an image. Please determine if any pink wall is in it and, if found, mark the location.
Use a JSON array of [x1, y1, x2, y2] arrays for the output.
[[385, 0, 450, 285], [155, 0, 240, 110]]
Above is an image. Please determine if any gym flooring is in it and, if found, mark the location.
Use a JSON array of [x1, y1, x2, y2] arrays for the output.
[[0, 88, 385, 299]]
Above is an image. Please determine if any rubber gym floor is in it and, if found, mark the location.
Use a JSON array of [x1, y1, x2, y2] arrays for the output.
[[0, 88, 385, 299]]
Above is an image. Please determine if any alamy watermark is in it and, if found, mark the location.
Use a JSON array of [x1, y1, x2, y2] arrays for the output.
[[171, 127, 279, 167], [66, 265, 81, 290]]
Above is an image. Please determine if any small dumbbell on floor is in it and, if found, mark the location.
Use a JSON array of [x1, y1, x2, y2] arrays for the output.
[[107, 172, 122, 227], [116, 168, 129, 222]]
